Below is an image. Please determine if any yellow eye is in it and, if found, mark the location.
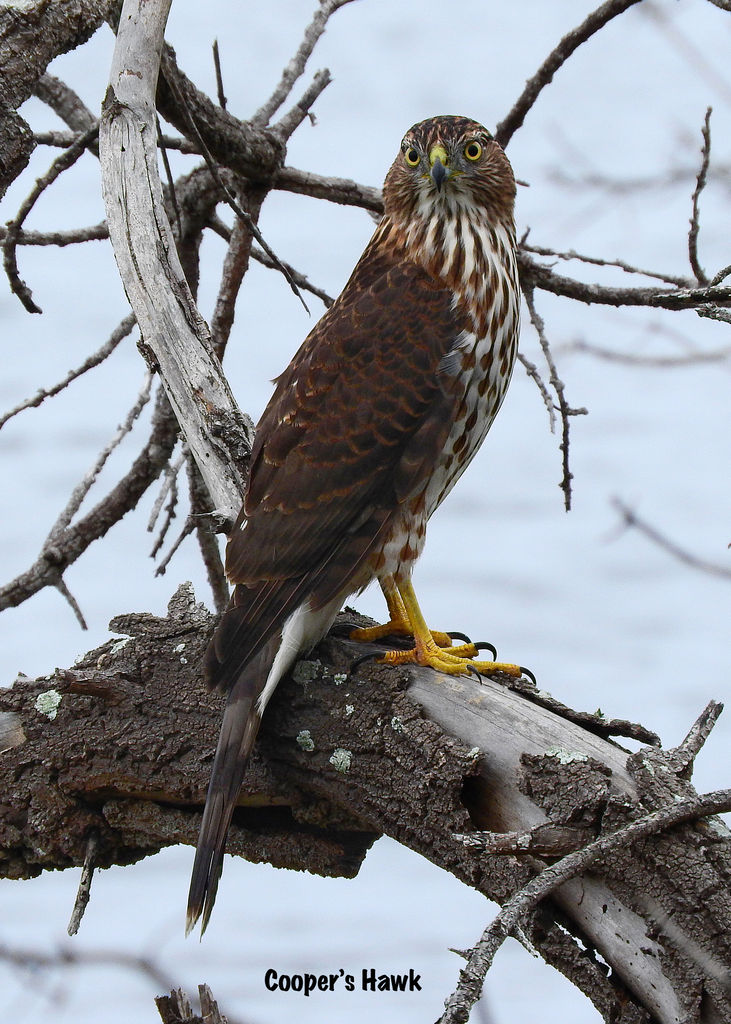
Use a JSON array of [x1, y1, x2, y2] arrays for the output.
[[464, 141, 482, 161], [404, 147, 420, 167]]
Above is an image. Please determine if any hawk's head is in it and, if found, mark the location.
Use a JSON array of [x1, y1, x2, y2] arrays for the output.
[[383, 115, 516, 228]]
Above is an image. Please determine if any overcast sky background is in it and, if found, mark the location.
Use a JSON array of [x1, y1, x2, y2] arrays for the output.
[[1, 1, 730, 1021]]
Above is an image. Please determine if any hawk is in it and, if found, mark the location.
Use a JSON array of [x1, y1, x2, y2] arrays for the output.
[[187, 115, 523, 934]]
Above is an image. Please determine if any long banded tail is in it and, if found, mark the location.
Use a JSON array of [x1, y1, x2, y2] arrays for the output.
[[185, 638, 277, 936]]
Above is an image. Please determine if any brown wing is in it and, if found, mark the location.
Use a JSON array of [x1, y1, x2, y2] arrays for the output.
[[205, 243, 468, 690]]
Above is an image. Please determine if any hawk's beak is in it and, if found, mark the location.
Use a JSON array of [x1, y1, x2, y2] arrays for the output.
[[429, 144, 449, 191]]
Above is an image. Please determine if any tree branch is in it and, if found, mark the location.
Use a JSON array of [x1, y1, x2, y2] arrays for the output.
[[496, 0, 644, 148], [1, 586, 730, 1023], [99, 0, 253, 522]]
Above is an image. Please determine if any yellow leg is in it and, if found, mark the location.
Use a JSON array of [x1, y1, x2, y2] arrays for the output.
[[349, 575, 454, 648], [379, 579, 523, 678]]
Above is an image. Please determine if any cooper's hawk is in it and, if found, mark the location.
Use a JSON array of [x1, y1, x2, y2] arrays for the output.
[[187, 115, 523, 934]]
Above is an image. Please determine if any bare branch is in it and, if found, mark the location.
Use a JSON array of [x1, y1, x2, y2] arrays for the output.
[[0, 389, 179, 613], [33, 73, 97, 137], [212, 39, 226, 110], [0, 221, 109, 246], [698, 304, 731, 325], [496, 0, 643, 148], [154, 518, 194, 577], [53, 576, 88, 631], [67, 831, 99, 936], [674, 701, 725, 775], [441, 788, 731, 1024], [520, 249, 731, 309], [0, 941, 176, 996], [516, 352, 557, 432], [565, 337, 731, 367], [612, 498, 731, 580], [522, 285, 587, 511], [273, 68, 332, 140], [210, 194, 265, 357], [274, 165, 383, 213], [0, 314, 135, 430], [159, 51, 309, 313], [45, 373, 153, 542], [252, 0, 355, 126], [522, 240, 692, 289], [100, 1, 253, 521], [688, 107, 712, 286], [3, 122, 99, 312]]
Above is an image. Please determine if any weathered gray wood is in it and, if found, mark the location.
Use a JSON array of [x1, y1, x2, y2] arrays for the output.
[[99, 0, 252, 522], [411, 673, 717, 1024]]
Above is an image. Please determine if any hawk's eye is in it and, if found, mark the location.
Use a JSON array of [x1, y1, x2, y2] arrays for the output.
[[464, 141, 482, 161], [404, 147, 420, 167]]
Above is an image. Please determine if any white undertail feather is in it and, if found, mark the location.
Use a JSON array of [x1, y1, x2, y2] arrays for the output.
[[255, 596, 344, 714]]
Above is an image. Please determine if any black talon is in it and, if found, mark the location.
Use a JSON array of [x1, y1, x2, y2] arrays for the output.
[[447, 630, 472, 644], [350, 648, 389, 671], [473, 641, 498, 659], [465, 664, 483, 681], [519, 665, 537, 686]]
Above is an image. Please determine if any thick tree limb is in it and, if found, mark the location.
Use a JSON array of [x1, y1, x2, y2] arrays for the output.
[[0, 584, 729, 1024], [0, 0, 114, 196], [99, 0, 252, 522]]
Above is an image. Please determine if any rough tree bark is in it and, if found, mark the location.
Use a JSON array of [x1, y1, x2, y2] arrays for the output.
[[1, 584, 730, 1024]]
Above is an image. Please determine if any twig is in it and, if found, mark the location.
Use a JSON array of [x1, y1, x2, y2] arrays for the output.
[[154, 519, 195, 577], [710, 263, 731, 287], [34, 129, 197, 153], [54, 577, 88, 630], [522, 241, 692, 289], [516, 353, 556, 432], [522, 285, 587, 511], [0, 941, 175, 994], [157, 116, 182, 240], [207, 215, 335, 307], [612, 498, 731, 580], [0, 314, 135, 431], [149, 470, 179, 560], [67, 831, 99, 936], [520, 250, 731, 310], [186, 458, 229, 612], [496, 0, 643, 148], [212, 39, 227, 109], [698, 305, 731, 325], [0, 222, 109, 247], [159, 54, 309, 313], [148, 448, 185, 533], [673, 700, 725, 775], [210, 194, 265, 358], [273, 68, 332, 141], [441, 787, 731, 1024], [3, 122, 99, 312], [0, 389, 179, 614], [45, 374, 153, 543], [688, 108, 712, 286], [33, 74, 98, 143], [252, 0, 355, 126], [565, 337, 731, 367]]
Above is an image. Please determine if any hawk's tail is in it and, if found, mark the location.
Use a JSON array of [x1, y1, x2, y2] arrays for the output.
[[185, 639, 277, 936]]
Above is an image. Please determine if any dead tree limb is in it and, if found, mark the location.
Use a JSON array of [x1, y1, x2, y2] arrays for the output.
[[0, 583, 729, 1024], [99, 0, 253, 523]]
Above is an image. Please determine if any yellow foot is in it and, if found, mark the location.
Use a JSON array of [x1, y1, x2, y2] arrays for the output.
[[350, 619, 454, 648], [379, 633, 523, 679]]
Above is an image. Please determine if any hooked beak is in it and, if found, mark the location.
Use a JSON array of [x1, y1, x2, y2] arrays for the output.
[[429, 144, 449, 192]]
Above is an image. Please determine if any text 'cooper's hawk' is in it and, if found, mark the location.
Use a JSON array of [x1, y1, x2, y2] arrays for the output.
[[187, 114, 524, 934]]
